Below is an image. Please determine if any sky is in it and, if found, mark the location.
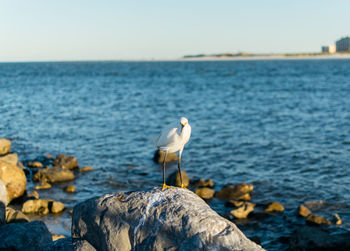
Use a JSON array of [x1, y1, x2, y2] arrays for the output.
[[0, 0, 350, 62]]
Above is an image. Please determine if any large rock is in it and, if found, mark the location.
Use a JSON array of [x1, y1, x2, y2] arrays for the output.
[[216, 183, 253, 201], [0, 161, 27, 203], [0, 153, 18, 165], [45, 237, 73, 251], [290, 226, 350, 250], [33, 167, 75, 183], [0, 220, 53, 250], [53, 154, 79, 170], [72, 187, 264, 251], [0, 138, 11, 156]]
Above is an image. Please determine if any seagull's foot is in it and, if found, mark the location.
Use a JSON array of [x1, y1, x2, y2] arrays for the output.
[[162, 183, 175, 191], [180, 184, 188, 190]]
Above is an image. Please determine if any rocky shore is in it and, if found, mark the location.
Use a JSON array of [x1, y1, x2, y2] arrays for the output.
[[1, 140, 349, 250]]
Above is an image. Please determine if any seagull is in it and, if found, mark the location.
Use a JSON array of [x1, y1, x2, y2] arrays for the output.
[[155, 117, 191, 191]]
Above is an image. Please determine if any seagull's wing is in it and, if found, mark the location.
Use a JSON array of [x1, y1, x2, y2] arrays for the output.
[[155, 126, 180, 148]]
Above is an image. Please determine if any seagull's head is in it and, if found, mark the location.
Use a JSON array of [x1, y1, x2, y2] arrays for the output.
[[180, 117, 188, 127]]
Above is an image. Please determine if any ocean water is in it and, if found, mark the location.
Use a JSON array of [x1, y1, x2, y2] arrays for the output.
[[1, 59, 350, 250]]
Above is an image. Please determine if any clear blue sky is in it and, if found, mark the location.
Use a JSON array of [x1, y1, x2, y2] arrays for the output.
[[1, 0, 349, 61]]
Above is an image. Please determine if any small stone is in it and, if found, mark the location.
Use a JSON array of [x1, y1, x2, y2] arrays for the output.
[[33, 167, 75, 183], [195, 187, 215, 199], [27, 161, 43, 168], [63, 185, 76, 193], [45, 154, 54, 159], [265, 202, 284, 212], [298, 204, 311, 217], [166, 170, 190, 188], [306, 214, 331, 225], [153, 150, 178, 163], [226, 200, 244, 208], [0, 139, 11, 156], [230, 202, 255, 219], [53, 154, 79, 170], [51, 201, 65, 213], [5, 207, 30, 223], [215, 183, 253, 201], [22, 199, 51, 215], [79, 166, 94, 172], [192, 178, 214, 188], [0, 153, 18, 165], [35, 182, 52, 190], [52, 234, 66, 241], [27, 191, 40, 200], [333, 213, 342, 225]]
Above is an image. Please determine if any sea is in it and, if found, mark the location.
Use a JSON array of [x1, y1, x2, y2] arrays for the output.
[[1, 59, 350, 250]]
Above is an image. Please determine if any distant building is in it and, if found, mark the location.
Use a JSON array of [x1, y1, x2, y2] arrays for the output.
[[321, 45, 336, 53], [336, 36, 350, 52]]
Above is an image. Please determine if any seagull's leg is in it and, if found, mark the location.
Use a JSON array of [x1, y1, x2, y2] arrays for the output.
[[178, 148, 186, 189], [162, 151, 172, 191]]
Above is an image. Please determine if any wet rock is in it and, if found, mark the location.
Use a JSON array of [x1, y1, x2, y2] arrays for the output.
[[166, 170, 190, 187], [80, 166, 94, 172], [0, 138, 11, 156], [45, 237, 73, 251], [72, 187, 264, 251], [290, 226, 350, 251], [0, 179, 8, 206], [35, 182, 52, 190], [33, 167, 75, 183], [52, 234, 66, 241], [64, 185, 76, 193], [0, 153, 18, 165], [53, 154, 79, 170], [5, 207, 30, 223], [195, 187, 215, 199], [45, 154, 54, 159], [230, 202, 256, 219], [215, 183, 253, 201], [27, 190, 40, 200], [191, 178, 214, 188], [153, 150, 178, 163], [298, 204, 311, 217], [51, 201, 65, 213], [0, 220, 52, 250], [0, 161, 27, 203], [225, 200, 245, 208], [333, 213, 342, 225], [264, 202, 284, 212], [306, 214, 331, 225], [28, 161, 44, 168]]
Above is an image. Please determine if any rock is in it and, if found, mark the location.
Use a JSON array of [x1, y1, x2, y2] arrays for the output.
[[5, 207, 30, 223], [298, 204, 311, 217], [72, 187, 264, 251], [264, 202, 284, 212], [28, 190, 40, 200], [80, 166, 94, 172], [0, 153, 18, 165], [28, 161, 44, 168], [195, 187, 215, 199], [0, 161, 27, 203], [45, 154, 54, 159], [33, 167, 75, 183], [35, 182, 52, 190], [230, 202, 256, 219], [290, 226, 350, 251], [225, 200, 245, 208], [51, 201, 65, 213], [53, 154, 79, 170], [215, 183, 253, 201], [333, 213, 342, 225], [45, 237, 73, 251], [306, 214, 331, 225], [0, 220, 53, 250], [52, 234, 66, 241], [22, 199, 65, 215], [153, 150, 178, 163], [0, 179, 8, 206], [64, 185, 76, 193], [22, 199, 51, 215], [0, 139, 11, 156], [166, 170, 190, 187], [191, 178, 214, 188]]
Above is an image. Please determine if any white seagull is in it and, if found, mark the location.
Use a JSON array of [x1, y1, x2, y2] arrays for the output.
[[155, 117, 191, 190]]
